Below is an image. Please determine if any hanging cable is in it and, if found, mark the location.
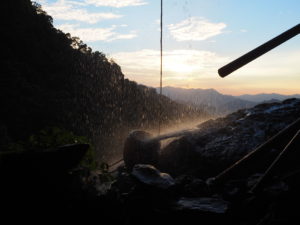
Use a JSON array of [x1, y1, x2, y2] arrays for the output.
[[158, 0, 163, 135]]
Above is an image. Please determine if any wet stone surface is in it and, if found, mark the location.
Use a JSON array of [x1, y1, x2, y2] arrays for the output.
[[159, 98, 300, 178], [131, 164, 175, 190], [173, 197, 230, 214]]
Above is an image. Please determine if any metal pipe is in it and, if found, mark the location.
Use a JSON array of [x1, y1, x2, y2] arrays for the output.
[[218, 23, 300, 77]]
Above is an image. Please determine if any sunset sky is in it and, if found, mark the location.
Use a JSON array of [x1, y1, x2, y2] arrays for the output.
[[35, 0, 300, 95]]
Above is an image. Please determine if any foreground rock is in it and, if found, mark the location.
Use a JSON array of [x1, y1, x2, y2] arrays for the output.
[[159, 98, 300, 177], [0, 143, 89, 173], [0, 144, 89, 218], [2, 99, 300, 224], [131, 164, 175, 190], [173, 197, 229, 214], [123, 131, 160, 171]]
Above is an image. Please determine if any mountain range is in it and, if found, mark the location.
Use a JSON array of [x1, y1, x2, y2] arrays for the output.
[[158, 86, 300, 115], [238, 93, 300, 102]]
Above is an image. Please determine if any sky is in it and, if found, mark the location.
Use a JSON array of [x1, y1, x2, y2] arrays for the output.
[[35, 0, 300, 95]]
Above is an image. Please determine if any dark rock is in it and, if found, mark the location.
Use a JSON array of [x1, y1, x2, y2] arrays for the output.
[[175, 175, 210, 197], [158, 136, 198, 176], [263, 181, 289, 198], [159, 99, 300, 178], [184, 179, 210, 197], [83, 171, 115, 196], [131, 164, 175, 190], [0, 144, 89, 217], [123, 130, 160, 171], [247, 173, 263, 189], [222, 179, 247, 202], [114, 171, 136, 194], [175, 174, 195, 187], [173, 197, 230, 214], [0, 143, 89, 173]]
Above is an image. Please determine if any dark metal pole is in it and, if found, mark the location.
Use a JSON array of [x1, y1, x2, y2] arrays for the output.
[[218, 23, 300, 77]]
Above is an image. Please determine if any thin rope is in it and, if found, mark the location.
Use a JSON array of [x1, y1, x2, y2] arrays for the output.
[[108, 0, 163, 169], [158, 0, 163, 135]]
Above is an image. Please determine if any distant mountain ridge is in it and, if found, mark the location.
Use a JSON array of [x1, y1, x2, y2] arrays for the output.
[[158, 86, 300, 116], [157, 86, 256, 115], [237, 93, 300, 102]]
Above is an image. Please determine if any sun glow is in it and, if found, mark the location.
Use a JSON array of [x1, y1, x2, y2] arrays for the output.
[[164, 61, 195, 74]]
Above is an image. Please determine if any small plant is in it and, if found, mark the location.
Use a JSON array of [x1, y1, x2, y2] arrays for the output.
[[4, 126, 98, 170], [27, 126, 85, 150]]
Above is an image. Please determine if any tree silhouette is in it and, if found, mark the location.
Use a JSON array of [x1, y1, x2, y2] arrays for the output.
[[0, 0, 209, 160]]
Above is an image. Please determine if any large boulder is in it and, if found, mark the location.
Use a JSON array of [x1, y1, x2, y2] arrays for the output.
[[123, 130, 160, 171], [131, 164, 175, 190], [0, 144, 89, 215], [173, 197, 230, 214], [159, 99, 300, 178], [170, 197, 230, 225]]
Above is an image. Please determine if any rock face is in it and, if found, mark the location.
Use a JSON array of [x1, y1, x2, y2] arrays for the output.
[[174, 197, 229, 214], [131, 164, 175, 190], [123, 131, 160, 171], [0, 143, 89, 173], [159, 98, 300, 178], [0, 144, 89, 218]]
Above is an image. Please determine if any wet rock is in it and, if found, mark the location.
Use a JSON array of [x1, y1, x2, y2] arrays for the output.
[[123, 130, 160, 171], [114, 171, 136, 194], [158, 137, 198, 176], [247, 173, 263, 189], [131, 164, 175, 190], [160, 99, 300, 178], [173, 197, 230, 214], [222, 179, 247, 202], [184, 179, 210, 197], [263, 181, 289, 198], [81, 170, 115, 197], [175, 174, 195, 187], [175, 175, 210, 197]]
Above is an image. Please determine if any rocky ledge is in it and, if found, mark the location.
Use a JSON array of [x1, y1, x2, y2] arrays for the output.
[[2, 99, 300, 224], [159, 98, 300, 177], [107, 98, 300, 225]]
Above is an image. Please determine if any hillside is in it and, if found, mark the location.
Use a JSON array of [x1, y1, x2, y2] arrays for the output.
[[0, 0, 208, 160], [238, 93, 300, 102], [159, 86, 256, 115]]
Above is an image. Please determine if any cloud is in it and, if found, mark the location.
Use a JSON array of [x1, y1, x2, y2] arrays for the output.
[[168, 17, 227, 41], [85, 0, 148, 8], [111, 49, 300, 94], [111, 49, 229, 86], [56, 24, 137, 42], [230, 50, 300, 78], [39, 0, 122, 24]]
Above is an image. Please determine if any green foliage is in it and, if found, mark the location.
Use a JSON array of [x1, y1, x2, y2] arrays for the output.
[[28, 126, 86, 150], [28, 127, 98, 169], [80, 145, 98, 170], [4, 127, 98, 170], [6, 142, 25, 152]]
